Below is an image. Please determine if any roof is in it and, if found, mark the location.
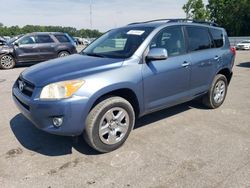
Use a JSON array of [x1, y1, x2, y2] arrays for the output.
[[126, 19, 220, 29], [29, 32, 65, 35]]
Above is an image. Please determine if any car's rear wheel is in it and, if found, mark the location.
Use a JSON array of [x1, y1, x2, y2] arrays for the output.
[[58, 51, 70, 58], [202, 74, 228, 109], [84, 96, 135, 153], [0, 54, 15, 69]]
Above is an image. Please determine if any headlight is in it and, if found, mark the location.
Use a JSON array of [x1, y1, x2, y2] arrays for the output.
[[40, 80, 85, 100]]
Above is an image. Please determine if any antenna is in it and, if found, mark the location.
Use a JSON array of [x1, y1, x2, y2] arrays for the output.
[[89, 0, 93, 29]]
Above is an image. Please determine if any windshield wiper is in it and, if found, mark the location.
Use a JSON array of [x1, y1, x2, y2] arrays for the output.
[[82, 52, 107, 58]]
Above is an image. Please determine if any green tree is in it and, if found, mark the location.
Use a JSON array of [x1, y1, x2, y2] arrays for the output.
[[183, 0, 209, 20], [0, 22, 3, 27], [208, 0, 250, 36]]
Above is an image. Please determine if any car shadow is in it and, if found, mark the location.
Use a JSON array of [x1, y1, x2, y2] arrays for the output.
[[135, 100, 207, 129], [10, 114, 99, 156], [237, 62, 250, 68], [10, 100, 207, 156]]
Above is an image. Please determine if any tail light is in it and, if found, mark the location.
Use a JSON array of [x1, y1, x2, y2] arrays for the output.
[[230, 47, 236, 56], [230, 46, 236, 67]]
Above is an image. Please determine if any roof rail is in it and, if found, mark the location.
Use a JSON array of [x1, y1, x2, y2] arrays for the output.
[[128, 18, 219, 27]]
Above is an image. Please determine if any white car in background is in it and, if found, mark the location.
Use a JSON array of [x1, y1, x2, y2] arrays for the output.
[[236, 40, 250, 50]]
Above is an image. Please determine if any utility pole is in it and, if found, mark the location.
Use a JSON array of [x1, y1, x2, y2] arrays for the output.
[[90, 0, 93, 30]]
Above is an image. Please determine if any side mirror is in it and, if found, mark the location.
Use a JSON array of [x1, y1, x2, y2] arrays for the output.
[[14, 42, 19, 47], [146, 48, 168, 61]]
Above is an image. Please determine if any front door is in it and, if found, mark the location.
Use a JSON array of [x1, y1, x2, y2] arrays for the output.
[[15, 35, 40, 63], [143, 26, 191, 112]]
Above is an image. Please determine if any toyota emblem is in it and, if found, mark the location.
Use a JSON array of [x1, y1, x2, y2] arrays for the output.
[[18, 80, 25, 92]]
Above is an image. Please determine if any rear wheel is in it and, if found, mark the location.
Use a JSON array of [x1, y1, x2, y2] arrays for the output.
[[58, 51, 70, 58], [202, 74, 228, 109], [84, 96, 135, 153], [0, 54, 15, 69]]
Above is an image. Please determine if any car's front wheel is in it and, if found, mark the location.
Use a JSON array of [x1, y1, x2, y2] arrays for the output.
[[202, 74, 228, 109], [0, 54, 15, 69], [84, 96, 135, 153]]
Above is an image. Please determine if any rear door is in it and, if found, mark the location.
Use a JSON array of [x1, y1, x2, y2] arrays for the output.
[[15, 35, 40, 62], [35, 34, 57, 61], [210, 28, 233, 70], [143, 26, 192, 111], [54, 34, 73, 53], [185, 26, 217, 95]]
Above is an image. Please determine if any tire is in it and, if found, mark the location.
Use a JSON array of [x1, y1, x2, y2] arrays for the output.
[[84, 96, 135, 153], [0, 54, 15, 69], [202, 74, 228, 109], [58, 51, 70, 58]]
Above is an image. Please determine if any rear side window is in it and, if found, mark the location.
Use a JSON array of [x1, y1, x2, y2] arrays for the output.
[[210, 28, 224, 48], [186, 26, 212, 52], [35, 35, 54, 43], [54, 35, 70, 43]]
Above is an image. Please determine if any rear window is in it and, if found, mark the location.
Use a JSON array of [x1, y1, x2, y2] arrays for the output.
[[35, 35, 54, 43], [54, 35, 70, 43], [186, 26, 212, 52], [210, 28, 224, 48]]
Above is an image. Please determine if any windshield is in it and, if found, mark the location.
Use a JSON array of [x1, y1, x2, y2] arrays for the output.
[[82, 27, 154, 59], [7, 35, 24, 44]]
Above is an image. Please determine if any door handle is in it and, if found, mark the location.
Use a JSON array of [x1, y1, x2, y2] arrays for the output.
[[182, 61, 190, 67], [214, 56, 220, 60]]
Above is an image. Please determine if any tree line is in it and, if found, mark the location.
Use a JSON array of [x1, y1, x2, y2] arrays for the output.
[[0, 24, 102, 38], [183, 0, 250, 36]]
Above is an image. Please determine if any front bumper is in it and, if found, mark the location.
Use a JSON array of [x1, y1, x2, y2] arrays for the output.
[[12, 84, 90, 136]]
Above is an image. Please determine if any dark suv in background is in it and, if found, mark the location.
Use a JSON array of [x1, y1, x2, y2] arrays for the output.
[[0, 32, 77, 69]]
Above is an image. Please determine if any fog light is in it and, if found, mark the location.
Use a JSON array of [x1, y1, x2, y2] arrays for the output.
[[52, 117, 63, 128]]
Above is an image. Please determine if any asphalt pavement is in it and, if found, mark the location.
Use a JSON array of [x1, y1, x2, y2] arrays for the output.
[[0, 51, 250, 188]]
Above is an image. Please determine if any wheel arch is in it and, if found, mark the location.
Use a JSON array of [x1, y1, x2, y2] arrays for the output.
[[58, 50, 70, 55], [217, 68, 232, 84], [89, 88, 141, 118]]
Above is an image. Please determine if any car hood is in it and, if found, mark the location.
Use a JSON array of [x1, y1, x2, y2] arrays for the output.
[[21, 54, 124, 87], [0, 44, 12, 52]]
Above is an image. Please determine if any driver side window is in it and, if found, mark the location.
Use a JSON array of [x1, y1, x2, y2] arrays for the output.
[[18, 36, 35, 45], [150, 26, 186, 57]]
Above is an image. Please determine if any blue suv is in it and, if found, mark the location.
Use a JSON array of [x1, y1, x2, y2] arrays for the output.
[[12, 19, 235, 152]]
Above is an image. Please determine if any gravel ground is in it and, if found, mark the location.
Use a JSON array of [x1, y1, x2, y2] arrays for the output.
[[0, 51, 250, 188]]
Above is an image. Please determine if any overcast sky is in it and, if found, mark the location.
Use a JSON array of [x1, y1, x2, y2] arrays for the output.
[[0, 0, 208, 32]]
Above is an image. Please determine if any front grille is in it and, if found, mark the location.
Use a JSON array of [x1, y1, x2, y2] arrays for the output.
[[17, 77, 35, 97], [14, 95, 30, 111]]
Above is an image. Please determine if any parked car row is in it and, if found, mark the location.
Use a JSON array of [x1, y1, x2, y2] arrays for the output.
[[235, 40, 250, 50], [73, 37, 93, 46], [0, 32, 77, 69]]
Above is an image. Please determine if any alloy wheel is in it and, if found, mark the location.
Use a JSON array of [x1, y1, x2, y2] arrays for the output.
[[0, 55, 14, 69], [99, 107, 130, 145]]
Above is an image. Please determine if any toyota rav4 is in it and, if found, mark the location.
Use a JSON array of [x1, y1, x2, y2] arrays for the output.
[[12, 19, 236, 153]]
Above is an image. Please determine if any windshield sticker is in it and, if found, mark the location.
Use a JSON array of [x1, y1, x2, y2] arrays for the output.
[[127, 30, 145, 35]]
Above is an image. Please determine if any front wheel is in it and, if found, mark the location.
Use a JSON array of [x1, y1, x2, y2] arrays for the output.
[[0, 54, 16, 69], [202, 74, 228, 109], [84, 96, 135, 153]]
